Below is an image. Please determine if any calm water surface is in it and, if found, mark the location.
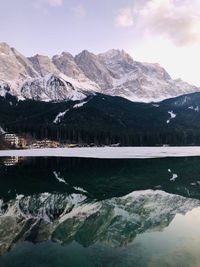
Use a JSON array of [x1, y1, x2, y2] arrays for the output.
[[0, 156, 200, 266]]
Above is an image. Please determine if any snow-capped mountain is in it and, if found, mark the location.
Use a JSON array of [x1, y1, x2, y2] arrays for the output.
[[0, 42, 199, 102], [52, 52, 100, 92], [0, 43, 39, 94], [0, 43, 99, 102], [97, 49, 199, 102], [19, 73, 91, 102]]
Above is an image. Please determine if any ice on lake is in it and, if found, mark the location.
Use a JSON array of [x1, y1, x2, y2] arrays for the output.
[[0, 146, 200, 158]]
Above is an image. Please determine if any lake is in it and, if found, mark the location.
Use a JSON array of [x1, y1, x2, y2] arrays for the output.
[[0, 155, 200, 266]]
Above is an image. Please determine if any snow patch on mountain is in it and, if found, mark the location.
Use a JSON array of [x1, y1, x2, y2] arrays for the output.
[[188, 106, 199, 112], [152, 104, 160, 108], [58, 73, 98, 95], [73, 101, 88, 108], [0, 126, 5, 134], [0, 80, 10, 97], [166, 111, 176, 124], [188, 106, 194, 110], [53, 109, 69, 124], [19, 73, 92, 102], [52, 52, 101, 93]]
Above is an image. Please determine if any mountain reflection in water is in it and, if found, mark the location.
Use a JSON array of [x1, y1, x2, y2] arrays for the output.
[[1, 156, 200, 267]]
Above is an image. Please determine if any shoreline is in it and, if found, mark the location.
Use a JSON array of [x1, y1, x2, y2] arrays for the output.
[[0, 146, 200, 159]]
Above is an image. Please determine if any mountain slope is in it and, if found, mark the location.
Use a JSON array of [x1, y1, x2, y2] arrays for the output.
[[96, 49, 199, 102], [52, 52, 100, 92], [0, 43, 39, 94], [28, 54, 58, 77], [1, 91, 200, 145], [0, 42, 199, 103], [75, 50, 114, 89], [0, 43, 98, 102], [19, 73, 88, 102]]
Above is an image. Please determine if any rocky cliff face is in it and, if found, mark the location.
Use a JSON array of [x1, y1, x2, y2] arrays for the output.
[[52, 52, 87, 79], [28, 54, 58, 77], [0, 43, 98, 101], [75, 50, 114, 89], [0, 42, 199, 102], [0, 43, 39, 91], [96, 49, 198, 102], [52, 51, 100, 92], [19, 73, 82, 102]]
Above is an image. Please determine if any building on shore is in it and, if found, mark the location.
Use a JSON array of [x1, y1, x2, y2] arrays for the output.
[[18, 136, 27, 148], [3, 133, 19, 147], [31, 139, 60, 148]]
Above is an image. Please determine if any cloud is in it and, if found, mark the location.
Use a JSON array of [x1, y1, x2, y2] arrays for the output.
[[115, 8, 134, 27], [32, 1, 48, 14], [47, 0, 62, 7], [71, 5, 86, 18], [135, 0, 200, 46], [32, 0, 62, 9], [32, 1, 42, 9]]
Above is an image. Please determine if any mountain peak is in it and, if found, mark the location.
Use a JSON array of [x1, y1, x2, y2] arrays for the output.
[[102, 48, 128, 57], [98, 49, 134, 65], [75, 49, 114, 89], [0, 43, 199, 103], [52, 51, 74, 61], [76, 50, 96, 59], [61, 51, 74, 59], [52, 51, 87, 80], [80, 49, 92, 54], [0, 42, 12, 55], [30, 54, 50, 60], [28, 54, 58, 77]]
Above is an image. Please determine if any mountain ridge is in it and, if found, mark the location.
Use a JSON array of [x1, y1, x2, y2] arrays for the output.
[[0, 42, 199, 103]]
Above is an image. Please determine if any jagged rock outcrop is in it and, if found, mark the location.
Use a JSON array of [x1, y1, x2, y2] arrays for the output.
[[96, 49, 199, 102], [0, 43, 199, 102], [0, 44, 97, 101], [19, 73, 82, 101], [11, 48, 39, 78], [28, 54, 58, 77], [0, 43, 39, 91], [52, 52, 86, 79], [52, 52, 100, 92], [75, 50, 114, 89]]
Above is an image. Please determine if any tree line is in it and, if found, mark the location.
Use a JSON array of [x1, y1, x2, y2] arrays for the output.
[[5, 122, 200, 146]]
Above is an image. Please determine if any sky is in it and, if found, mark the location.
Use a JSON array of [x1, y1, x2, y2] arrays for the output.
[[1, 0, 200, 86]]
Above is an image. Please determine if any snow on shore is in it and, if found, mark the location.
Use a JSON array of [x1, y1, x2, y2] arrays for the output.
[[1, 146, 200, 159]]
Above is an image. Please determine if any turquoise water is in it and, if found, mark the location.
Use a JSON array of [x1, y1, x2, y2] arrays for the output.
[[0, 157, 200, 266]]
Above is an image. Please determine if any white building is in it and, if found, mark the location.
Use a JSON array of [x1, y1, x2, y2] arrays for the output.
[[3, 133, 19, 146]]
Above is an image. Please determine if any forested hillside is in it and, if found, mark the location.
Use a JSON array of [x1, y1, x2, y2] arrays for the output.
[[1, 92, 200, 146]]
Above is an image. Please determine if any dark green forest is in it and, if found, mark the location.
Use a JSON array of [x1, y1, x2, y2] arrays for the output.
[[1, 92, 200, 146]]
